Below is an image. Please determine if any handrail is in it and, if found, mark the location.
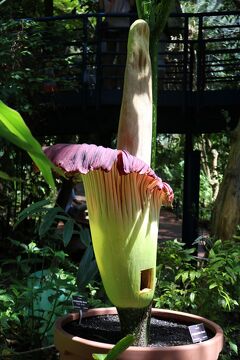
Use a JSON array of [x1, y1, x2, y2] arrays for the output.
[[16, 10, 240, 21], [13, 11, 240, 101]]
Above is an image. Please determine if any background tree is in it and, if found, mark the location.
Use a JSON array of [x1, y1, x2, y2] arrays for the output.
[[196, 133, 230, 206], [211, 119, 240, 240]]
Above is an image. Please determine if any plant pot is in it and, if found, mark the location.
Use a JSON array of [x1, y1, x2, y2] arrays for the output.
[[54, 307, 224, 360]]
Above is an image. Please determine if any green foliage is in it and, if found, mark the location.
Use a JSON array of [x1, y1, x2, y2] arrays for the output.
[[76, 233, 99, 291], [0, 170, 20, 181], [55, 0, 98, 15], [156, 134, 184, 215], [0, 138, 53, 241], [155, 238, 240, 359], [0, 19, 41, 113], [0, 0, 44, 17], [85, 281, 111, 309], [0, 0, 97, 18], [156, 238, 240, 316], [0, 238, 77, 353], [0, 101, 56, 189], [16, 197, 99, 291], [54, 0, 82, 14], [0, 198, 105, 355], [136, 0, 175, 35], [156, 132, 231, 222], [0, 17, 86, 118], [180, 0, 237, 13], [92, 334, 135, 360]]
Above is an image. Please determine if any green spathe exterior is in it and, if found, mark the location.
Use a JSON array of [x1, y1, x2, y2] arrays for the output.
[[84, 168, 159, 308]]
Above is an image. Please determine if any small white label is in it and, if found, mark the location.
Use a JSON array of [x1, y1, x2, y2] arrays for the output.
[[72, 295, 88, 311], [188, 323, 208, 343]]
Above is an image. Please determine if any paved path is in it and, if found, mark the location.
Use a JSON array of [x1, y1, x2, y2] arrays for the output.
[[158, 209, 182, 241]]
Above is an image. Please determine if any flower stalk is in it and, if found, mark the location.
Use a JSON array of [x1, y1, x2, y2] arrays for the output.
[[135, 0, 176, 168]]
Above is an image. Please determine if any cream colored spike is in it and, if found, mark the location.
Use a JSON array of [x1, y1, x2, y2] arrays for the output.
[[117, 19, 152, 166]]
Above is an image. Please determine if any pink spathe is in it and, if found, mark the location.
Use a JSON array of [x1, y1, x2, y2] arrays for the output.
[[44, 143, 174, 204]]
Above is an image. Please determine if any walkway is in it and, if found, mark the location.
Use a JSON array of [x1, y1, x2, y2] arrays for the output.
[[159, 209, 182, 241]]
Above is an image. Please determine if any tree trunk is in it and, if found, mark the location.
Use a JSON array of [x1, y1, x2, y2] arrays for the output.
[[199, 135, 220, 202], [211, 119, 240, 240]]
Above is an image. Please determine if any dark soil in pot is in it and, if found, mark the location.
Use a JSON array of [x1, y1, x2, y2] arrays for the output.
[[63, 314, 214, 347]]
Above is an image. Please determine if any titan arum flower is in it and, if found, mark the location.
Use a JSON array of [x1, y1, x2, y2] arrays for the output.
[[44, 20, 173, 345], [45, 143, 173, 305], [45, 143, 173, 345]]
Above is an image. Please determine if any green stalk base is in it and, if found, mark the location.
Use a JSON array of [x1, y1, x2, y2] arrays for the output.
[[117, 303, 152, 346]]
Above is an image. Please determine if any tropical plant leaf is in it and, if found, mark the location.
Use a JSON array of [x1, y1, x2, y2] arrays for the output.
[[39, 207, 60, 237], [78, 227, 92, 247], [92, 355, 106, 360], [63, 218, 74, 247], [229, 340, 238, 354], [76, 242, 98, 290], [0, 170, 20, 182], [92, 334, 135, 360], [14, 199, 51, 228], [0, 100, 56, 189]]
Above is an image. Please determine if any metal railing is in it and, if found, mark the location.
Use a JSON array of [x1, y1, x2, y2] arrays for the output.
[[17, 11, 240, 100]]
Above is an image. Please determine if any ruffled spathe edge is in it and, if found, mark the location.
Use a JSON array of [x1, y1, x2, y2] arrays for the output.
[[44, 143, 174, 205]]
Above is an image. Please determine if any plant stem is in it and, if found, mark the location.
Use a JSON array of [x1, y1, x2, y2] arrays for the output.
[[149, 37, 158, 169], [135, 0, 175, 169], [117, 303, 152, 346], [135, 0, 143, 19]]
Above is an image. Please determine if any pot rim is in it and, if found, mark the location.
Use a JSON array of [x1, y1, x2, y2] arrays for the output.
[[55, 307, 224, 352]]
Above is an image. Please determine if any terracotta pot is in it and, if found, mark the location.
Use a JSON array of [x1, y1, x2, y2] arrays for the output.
[[54, 307, 224, 360]]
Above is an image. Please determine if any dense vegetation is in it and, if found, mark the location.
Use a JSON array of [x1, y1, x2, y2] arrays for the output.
[[0, 0, 240, 358]]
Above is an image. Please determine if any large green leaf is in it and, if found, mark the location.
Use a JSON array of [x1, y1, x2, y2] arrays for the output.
[[63, 218, 75, 247], [14, 199, 51, 228], [0, 170, 20, 182], [39, 207, 61, 237], [76, 241, 98, 291], [0, 101, 56, 189], [92, 334, 135, 360]]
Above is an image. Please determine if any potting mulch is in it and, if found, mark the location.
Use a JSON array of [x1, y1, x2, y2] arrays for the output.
[[63, 314, 214, 347]]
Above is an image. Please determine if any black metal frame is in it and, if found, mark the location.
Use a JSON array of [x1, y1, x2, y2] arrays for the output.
[[19, 11, 240, 97]]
